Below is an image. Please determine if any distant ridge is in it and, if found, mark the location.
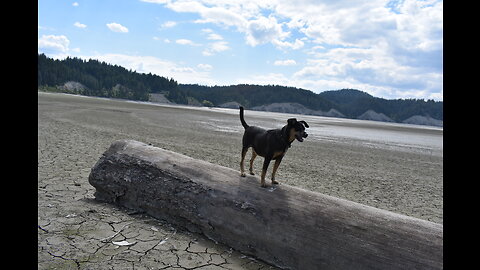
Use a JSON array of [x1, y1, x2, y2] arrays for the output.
[[357, 110, 394, 122], [179, 84, 442, 126], [37, 54, 442, 127]]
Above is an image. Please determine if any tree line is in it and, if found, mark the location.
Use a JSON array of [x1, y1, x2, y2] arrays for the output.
[[38, 54, 442, 122], [181, 84, 443, 122], [318, 89, 443, 121], [38, 53, 187, 102]]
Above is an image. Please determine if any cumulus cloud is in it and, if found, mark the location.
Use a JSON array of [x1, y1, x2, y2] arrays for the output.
[[74, 22, 87, 29], [38, 35, 70, 54], [149, 0, 292, 49], [176, 39, 201, 46], [245, 16, 288, 46], [207, 33, 223, 40], [161, 21, 177, 28], [203, 41, 229, 56], [135, 0, 444, 99], [199, 29, 229, 56], [274, 59, 297, 66], [81, 53, 215, 85], [106, 22, 129, 33], [197, 63, 213, 71], [272, 39, 304, 50]]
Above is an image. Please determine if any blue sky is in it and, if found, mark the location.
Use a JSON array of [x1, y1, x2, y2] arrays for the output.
[[38, 0, 443, 100]]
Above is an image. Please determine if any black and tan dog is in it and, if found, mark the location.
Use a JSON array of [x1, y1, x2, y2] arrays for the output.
[[239, 106, 309, 187]]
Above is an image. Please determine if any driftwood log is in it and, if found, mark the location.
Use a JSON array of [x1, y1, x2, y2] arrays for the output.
[[88, 140, 443, 270]]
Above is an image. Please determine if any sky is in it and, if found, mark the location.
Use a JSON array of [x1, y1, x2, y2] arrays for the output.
[[38, 0, 443, 101]]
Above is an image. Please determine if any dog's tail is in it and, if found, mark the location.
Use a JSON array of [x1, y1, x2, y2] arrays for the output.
[[239, 106, 249, 129]]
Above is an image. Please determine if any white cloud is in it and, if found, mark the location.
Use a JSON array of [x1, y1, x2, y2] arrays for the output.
[[292, 42, 443, 99], [202, 41, 229, 56], [200, 29, 228, 55], [210, 41, 229, 51], [274, 59, 296, 66], [190, 5, 248, 28], [72, 2, 79, 7], [148, 1, 291, 49], [38, 35, 70, 54], [245, 16, 288, 46], [176, 39, 201, 46], [106, 22, 129, 33], [73, 22, 87, 29], [197, 63, 213, 71], [272, 39, 304, 50], [161, 21, 177, 28], [207, 33, 223, 40], [80, 53, 215, 85], [135, 0, 444, 99]]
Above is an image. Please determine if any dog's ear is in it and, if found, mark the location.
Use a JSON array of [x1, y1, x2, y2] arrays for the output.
[[299, 120, 309, 128], [287, 118, 297, 126]]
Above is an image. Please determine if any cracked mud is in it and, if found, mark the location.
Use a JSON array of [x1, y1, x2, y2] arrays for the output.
[[38, 92, 442, 269], [38, 92, 277, 269]]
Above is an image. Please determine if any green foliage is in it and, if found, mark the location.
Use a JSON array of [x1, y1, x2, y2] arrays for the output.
[[179, 84, 335, 111], [180, 85, 443, 122], [201, 100, 214, 107], [37, 54, 184, 102], [38, 54, 442, 122], [319, 89, 443, 121]]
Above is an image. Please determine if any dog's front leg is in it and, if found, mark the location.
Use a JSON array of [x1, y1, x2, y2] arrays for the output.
[[249, 149, 257, 175], [271, 157, 283, 185], [260, 157, 272, 188]]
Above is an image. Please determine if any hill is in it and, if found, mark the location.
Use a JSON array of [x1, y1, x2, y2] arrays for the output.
[[179, 84, 442, 125], [38, 53, 187, 103], [179, 84, 334, 111], [38, 54, 442, 126], [317, 89, 443, 123]]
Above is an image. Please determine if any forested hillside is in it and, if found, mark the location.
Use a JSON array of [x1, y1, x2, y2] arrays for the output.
[[318, 89, 443, 121], [38, 54, 442, 124], [38, 54, 187, 102], [179, 84, 334, 111], [180, 85, 443, 122]]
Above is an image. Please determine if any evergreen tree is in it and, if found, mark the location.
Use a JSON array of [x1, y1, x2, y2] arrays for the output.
[[37, 54, 181, 102]]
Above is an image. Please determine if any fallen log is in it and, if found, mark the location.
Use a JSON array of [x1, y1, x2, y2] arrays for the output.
[[88, 139, 443, 270]]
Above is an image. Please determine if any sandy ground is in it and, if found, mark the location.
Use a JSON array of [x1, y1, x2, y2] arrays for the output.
[[38, 92, 443, 269]]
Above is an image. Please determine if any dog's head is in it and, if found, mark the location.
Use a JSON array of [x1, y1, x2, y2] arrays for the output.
[[287, 118, 309, 142]]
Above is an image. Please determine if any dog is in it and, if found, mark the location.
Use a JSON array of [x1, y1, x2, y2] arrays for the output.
[[239, 106, 309, 187]]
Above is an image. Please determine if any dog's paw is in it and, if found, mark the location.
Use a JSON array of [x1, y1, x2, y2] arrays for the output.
[[249, 171, 255, 175], [240, 172, 246, 177], [272, 180, 279, 185], [261, 184, 268, 188]]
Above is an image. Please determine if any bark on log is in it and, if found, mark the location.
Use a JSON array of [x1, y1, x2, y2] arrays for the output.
[[88, 139, 443, 270]]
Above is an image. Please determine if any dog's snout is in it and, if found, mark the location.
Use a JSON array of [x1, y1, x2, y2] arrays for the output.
[[303, 132, 308, 138]]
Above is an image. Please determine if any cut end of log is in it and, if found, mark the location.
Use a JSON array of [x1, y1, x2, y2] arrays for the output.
[[89, 139, 443, 270]]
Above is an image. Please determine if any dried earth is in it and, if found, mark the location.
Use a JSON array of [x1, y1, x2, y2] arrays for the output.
[[38, 92, 276, 269], [38, 92, 442, 269]]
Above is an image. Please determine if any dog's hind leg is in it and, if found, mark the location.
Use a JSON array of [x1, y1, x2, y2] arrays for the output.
[[249, 149, 257, 175], [240, 147, 249, 177]]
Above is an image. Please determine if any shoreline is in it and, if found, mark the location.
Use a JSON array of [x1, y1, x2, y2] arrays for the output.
[[39, 91, 444, 129]]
